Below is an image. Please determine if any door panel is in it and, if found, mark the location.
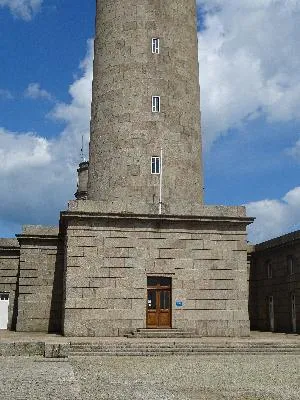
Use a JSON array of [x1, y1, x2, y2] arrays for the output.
[[158, 290, 171, 327], [147, 290, 157, 327]]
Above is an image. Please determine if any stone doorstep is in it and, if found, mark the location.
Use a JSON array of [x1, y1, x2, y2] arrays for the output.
[[125, 328, 198, 339]]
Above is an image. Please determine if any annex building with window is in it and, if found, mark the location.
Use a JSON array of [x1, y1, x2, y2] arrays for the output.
[[0, 0, 255, 337], [249, 231, 300, 334]]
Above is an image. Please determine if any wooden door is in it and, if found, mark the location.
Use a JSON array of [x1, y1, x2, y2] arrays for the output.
[[147, 277, 171, 328]]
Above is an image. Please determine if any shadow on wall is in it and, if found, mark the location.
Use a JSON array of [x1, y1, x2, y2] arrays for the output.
[[48, 233, 64, 333]]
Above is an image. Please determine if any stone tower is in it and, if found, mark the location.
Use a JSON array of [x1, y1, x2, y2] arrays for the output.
[[88, 0, 203, 214]]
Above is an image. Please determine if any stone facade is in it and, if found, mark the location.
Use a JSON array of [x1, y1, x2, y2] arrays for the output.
[[249, 231, 300, 333], [61, 204, 252, 337], [15, 226, 63, 333]]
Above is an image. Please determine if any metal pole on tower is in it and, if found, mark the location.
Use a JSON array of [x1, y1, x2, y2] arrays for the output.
[[159, 147, 163, 215]]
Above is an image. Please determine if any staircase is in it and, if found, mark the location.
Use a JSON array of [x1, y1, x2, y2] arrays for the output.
[[68, 340, 300, 357]]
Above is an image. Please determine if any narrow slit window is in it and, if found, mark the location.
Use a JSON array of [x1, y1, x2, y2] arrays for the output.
[[267, 261, 272, 279], [287, 256, 294, 275], [151, 156, 160, 174], [152, 96, 160, 113], [152, 38, 160, 54]]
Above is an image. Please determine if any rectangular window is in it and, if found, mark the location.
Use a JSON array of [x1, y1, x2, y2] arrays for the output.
[[0, 293, 9, 301], [267, 261, 272, 279], [152, 96, 160, 113], [287, 255, 294, 275], [151, 156, 160, 174], [152, 38, 160, 54]]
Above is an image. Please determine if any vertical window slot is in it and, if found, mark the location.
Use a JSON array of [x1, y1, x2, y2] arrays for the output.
[[152, 96, 160, 113], [152, 38, 160, 54], [151, 156, 160, 174]]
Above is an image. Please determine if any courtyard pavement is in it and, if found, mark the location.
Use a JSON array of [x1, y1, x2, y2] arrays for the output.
[[0, 353, 299, 399], [0, 331, 299, 399]]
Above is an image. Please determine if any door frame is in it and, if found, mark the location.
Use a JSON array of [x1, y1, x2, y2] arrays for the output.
[[291, 293, 296, 333], [146, 276, 172, 329], [268, 295, 275, 332]]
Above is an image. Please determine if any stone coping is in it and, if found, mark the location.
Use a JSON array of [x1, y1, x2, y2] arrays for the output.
[[67, 200, 254, 221], [62, 208, 254, 225], [20, 225, 59, 236], [15, 225, 59, 241], [0, 238, 19, 249]]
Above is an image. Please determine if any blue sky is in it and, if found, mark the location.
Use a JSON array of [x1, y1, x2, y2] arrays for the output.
[[1, 0, 300, 243]]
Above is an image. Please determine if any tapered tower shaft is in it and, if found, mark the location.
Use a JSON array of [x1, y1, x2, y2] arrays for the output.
[[88, 0, 203, 213]]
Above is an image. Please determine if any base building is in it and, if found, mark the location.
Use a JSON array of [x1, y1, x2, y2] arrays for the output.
[[0, 0, 253, 337]]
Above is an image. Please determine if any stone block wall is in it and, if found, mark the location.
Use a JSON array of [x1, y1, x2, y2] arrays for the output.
[[15, 226, 64, 333], [62, 211, 252, 337], [249, 231, 300, 333], [0, 239, 20, 330], [88, 0, 204, 212]]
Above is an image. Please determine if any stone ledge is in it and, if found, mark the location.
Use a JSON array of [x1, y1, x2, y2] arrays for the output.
[[63, 205, 254, 226], [16, 225, 59, 242], [20, 225, 59, 236], [67, 200, 252, 220], [0, 238, 19, 249]]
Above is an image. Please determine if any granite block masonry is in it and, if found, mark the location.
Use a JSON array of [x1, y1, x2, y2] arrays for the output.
[[61, 208, 252, 337], [0, 0, 254, 337]]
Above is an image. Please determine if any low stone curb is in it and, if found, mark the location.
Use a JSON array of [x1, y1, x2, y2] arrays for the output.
[[0, 342, 70, 358]]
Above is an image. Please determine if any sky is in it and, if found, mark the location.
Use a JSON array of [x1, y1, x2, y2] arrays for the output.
[[0, 0, 300, 243]]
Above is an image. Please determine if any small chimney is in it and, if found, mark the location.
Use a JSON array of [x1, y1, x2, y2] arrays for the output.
[[75, 161, 89, 200]]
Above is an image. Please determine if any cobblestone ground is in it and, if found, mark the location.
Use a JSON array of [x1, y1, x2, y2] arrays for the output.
[[0, 354, 299, 400]]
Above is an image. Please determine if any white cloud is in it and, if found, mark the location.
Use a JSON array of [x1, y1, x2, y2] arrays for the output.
[[0, 40, 93, 231], [50, 40, 93, 143], [246, 186, 300, 244], [50, 39, 93, 163], [0, 128, 51, 172], [0, 0, 42, 21], [286, 138, 300, 161], [198, 0, 300, 146], [0, 89, 13, 100], [24, 82, 52, 100]]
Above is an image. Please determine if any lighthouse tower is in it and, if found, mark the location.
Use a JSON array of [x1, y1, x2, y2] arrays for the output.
[[62, 0, 253, 338], [88, 0, 203, 214]]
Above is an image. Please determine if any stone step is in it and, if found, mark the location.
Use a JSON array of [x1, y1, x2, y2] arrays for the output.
[[70, 349, 300, 357], [68, 343, 300, 356], [126, 329, 198, 339], [69, 342, 300, 349]]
